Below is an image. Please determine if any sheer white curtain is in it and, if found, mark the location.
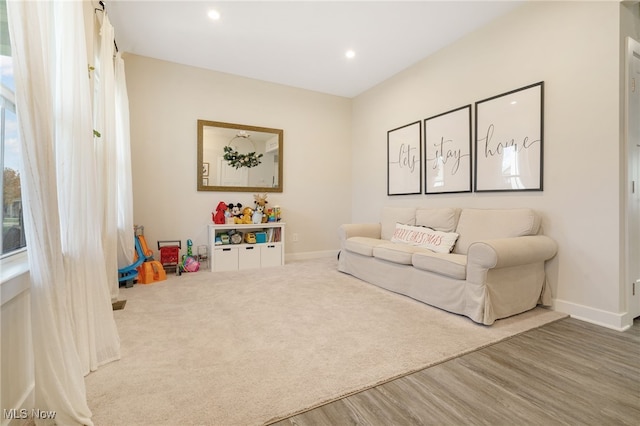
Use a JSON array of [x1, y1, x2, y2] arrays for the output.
[[54, 1, 121, 375], [7, 0, 121, 423], [115, 51, 135, 272], [93, 12, 119, 300]]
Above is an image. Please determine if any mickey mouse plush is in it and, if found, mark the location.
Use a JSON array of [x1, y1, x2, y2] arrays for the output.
[[228, 203, 243, 224], [213, 201, 228, 224]]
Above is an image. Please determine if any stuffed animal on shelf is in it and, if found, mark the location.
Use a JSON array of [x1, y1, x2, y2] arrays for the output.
[[252, 208, 263, 224], [254, 193, 269, 223], [213, 201, 228, 224], [228, 203, 243, 224], [240, 206, 254, 224]]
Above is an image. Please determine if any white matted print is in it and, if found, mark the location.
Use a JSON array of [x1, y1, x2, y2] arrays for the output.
[[424, 105, 472, 194], [475, 81, 544, 192], [387, 121, 422, 195]]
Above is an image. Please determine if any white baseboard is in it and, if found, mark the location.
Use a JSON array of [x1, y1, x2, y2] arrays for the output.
[[285, 250, 339, 262], [553, 299, 631, 331]]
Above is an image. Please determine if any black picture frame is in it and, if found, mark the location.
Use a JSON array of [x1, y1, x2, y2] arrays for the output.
[[474, 81, 544, 192], [424, 105, 472, 194], [387, 121, 422, 195]]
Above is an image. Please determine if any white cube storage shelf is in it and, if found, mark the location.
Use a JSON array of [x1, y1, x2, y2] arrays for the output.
[[209, 222, 285, 272]]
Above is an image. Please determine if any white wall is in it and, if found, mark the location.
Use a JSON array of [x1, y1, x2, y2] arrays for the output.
[[125, 55, 352, 259], [0, 254, 33, 425], [351, 1, 632, 329]]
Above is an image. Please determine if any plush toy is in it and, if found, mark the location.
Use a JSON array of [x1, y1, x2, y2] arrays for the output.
[[228, 203, 243, 224], [224, 207, 233, 224], [213, 201, 228, 224], [240, 206, 254, 224], [254, 193, 269, 223], [252, 208, 263, 224]]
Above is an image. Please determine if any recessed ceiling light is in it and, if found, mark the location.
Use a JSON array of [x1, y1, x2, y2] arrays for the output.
[[345, 50, 356, 59], [208, 9, 221, 20]]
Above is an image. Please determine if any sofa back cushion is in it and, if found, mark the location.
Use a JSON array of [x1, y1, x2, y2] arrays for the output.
[[453, 208, 541, 254], [415, 208, 460, 232], [381, 207, 416, 240]]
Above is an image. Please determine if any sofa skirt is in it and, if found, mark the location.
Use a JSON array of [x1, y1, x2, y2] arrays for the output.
[[338, 249, 486, 323]]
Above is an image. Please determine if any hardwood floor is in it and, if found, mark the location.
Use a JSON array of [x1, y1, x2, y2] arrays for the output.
[[274, 318, 640, 426]]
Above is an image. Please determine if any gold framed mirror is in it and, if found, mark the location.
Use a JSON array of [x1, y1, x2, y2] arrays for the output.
[[197, 120, 283, 192]]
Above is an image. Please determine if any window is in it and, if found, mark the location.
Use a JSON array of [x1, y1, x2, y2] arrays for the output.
[[1, 0, 26, 256]]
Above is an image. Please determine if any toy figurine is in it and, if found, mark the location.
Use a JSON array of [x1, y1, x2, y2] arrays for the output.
[[254, 193, 269, 223], [240, 207, 254, 224], [228, 203, 243, 224], [213, 201, 228, 224]]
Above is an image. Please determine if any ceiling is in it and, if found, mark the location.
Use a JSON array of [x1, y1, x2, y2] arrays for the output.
[[105, 1, 523, 98]]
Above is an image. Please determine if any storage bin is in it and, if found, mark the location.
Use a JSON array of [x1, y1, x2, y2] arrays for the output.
[[261, 244, 282, 267], [214, 247, 239, 271], [239, 246, 260, 270]]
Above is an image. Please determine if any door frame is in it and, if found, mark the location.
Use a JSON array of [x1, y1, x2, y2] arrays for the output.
[[624, 36, 640, 324]]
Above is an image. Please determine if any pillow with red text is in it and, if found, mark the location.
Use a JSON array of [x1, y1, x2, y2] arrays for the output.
[[390, 223, 459, 253]]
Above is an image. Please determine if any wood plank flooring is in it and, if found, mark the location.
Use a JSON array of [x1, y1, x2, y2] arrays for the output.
[[274, 317, 640, 426]]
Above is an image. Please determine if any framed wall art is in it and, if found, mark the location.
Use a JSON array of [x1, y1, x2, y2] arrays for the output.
[[475, 81, 544, 192], [424, 105, 472, 194], [387, 121, 422, 195]]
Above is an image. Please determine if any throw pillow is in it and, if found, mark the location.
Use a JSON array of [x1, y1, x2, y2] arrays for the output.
[[390, 223, 459, 253]]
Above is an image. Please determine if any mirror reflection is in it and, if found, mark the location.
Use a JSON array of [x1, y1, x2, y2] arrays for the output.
[[197, 120, 283, 192]]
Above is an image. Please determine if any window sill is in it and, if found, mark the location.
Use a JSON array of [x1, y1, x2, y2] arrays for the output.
[[1, 250, 30, 305]]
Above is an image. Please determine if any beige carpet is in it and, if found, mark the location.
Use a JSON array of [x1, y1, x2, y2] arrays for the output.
[[85, 257, 566, 425]]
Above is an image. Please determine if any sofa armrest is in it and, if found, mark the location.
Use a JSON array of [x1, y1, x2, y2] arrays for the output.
[[467, 235, 558, 269], [338, 223, 381, 241]]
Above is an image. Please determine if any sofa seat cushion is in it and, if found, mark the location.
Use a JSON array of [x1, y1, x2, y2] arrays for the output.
[[412, 251, 467, 280], [344, 237, 386, 257], [373, 242, 434, 265]]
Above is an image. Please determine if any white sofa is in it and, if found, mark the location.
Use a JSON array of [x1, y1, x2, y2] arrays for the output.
[[338, 207, 558, 325]]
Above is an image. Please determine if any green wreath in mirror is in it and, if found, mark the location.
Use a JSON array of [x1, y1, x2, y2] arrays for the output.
[[223, 145, 264, 169]]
